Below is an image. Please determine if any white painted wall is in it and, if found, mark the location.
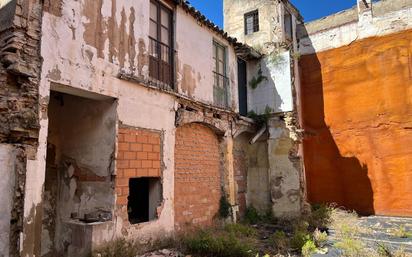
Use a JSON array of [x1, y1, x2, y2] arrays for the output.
[[299, 3, 412, 55]]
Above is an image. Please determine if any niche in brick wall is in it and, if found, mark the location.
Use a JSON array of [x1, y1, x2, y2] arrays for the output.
[[116, 127, 163, 224]]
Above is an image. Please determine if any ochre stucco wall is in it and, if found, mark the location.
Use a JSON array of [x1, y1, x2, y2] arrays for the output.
[[300, 29, 412, 217]]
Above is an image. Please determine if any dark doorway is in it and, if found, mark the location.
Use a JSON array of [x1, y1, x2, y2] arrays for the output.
[[128, 177, 162, 224], [238, 58, 248, 116]]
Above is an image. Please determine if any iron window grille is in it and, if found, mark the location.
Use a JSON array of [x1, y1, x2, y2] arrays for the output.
[[244, 10, 259, 35]]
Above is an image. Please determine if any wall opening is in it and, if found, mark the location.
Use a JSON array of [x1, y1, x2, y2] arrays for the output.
[[42, 90, 116, 257], [128, 177, 162, 224]]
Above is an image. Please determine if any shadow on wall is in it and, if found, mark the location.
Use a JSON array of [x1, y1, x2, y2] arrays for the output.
[[299, 26, 374, 215]]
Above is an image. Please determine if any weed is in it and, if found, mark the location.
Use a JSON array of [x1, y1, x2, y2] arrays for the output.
[[183, 229, 254, 257], [377, 243, 394, 257], [219, 195, 231, 219], [308, 204, 333, 230], [334, 238, 366, 257], [290, 230, 311, 250], [249, 67, 267, 89], [270, 230, 289, 253], [302, 239, 318, 257], [244, 206, 261, 224], [391, 225, 412, 239], [313, 228, 328, 248], [91, 238, 139, 257], [224, 223, 257, 237]]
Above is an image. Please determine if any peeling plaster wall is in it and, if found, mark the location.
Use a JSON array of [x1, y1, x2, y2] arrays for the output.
[[176, 8, 239, 109], [267, 117, 302, 218], [0, 144, 16, 257]]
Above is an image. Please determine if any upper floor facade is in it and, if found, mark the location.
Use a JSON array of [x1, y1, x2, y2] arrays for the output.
[[40, 0, 254, 111]]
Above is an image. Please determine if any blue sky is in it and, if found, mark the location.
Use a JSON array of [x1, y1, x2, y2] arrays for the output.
[[188, 0, 357, 27]]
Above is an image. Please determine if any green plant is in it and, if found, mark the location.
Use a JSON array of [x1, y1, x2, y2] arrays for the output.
[[291, 230, 311, 250], [334, 238, 365, 257], [219, 194, 231, 219], [244, 206, 261, 224], [392, 225, 412, 239], [308, 204, 333, 230], [302, 239, 318, 257], [91, 239, 139, 257], [183, 230, 254, 257], [313, 228, 328, 248], [270, 230, 289, 253], [377, 243, 394, 257], [247, 106, 273, 128], [249, 67, 267, 89], [224, 223, 257, 237]]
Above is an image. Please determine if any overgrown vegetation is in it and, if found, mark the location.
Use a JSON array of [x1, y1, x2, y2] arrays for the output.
[[391, 225, 412, 239], [91, 205, 412, 257], [182, 228, 255, 257]]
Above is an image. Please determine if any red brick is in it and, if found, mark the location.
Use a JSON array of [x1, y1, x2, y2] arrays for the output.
[[148, 136, 160, 145], [118, 134, 125, 142], [122, 187, 129, 196], [117, 160, 129, 169], [124, 151, 136, 160], [117, 196, 128, 206], [148, 168, 160, 177], [137, 168, 148, 177], [136, 152, 148, 160], [152, 161, 161, 169], [130, 143, 142, 152], [136, 135, 148, 144], [153, 145, 161, 153], [124, 134, 136, 142], [142, 144, 153, 152], [116, 178, 129, 187], [118, 143, 129, 151], [124, 169, 136, 177], [142, 160, 152, 168], [148, 152, 159, 160], [116, 187, 123, 196], [130, 160, 142, 168]]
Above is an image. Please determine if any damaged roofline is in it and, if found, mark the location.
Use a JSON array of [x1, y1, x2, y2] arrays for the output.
[[173, 0, 262, 59]]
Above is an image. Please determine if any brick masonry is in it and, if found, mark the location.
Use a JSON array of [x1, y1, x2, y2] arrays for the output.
[[116, 127, 162, 208], [174, 123, 221, 231]]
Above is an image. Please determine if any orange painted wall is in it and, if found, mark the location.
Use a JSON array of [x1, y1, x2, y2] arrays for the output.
[[300, 29, 412, 217]]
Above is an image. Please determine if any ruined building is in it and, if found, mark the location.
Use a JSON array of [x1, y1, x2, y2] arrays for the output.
[[0, 0, 411, 256]]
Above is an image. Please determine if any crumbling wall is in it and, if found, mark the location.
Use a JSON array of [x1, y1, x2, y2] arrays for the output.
[[300, 28, 412, 217], [0, 0, 44, 256], [0, 144, 16, 257]]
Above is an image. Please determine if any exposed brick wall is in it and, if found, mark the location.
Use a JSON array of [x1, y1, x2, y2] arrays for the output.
[[174, 123, 221, 231], [116, 127, 162, 208]]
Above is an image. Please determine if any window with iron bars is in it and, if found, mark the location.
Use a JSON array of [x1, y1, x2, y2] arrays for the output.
[[244, 10, 259, 35], [149, 0, 174, 88], [213, 41, 229, 108]]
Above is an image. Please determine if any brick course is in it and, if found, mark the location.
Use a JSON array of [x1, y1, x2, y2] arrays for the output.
[[116, 127, 162, 207], [174, 123, 221, 231]]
